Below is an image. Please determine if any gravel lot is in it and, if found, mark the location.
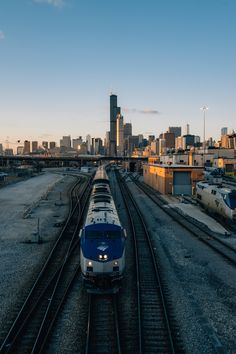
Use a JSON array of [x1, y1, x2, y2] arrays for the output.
[[0, 169, 77, 343]]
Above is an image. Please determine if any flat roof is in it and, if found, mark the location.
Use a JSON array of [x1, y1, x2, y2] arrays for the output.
[[146, 163, 204, 169]]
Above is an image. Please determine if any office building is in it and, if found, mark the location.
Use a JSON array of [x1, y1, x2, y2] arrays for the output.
[[5, 149, 14, 156], [86, 134, 92, 154], [221, 127, 228, 136], [17, 146, 24, 155], [148, 135, 155, 144], [49, 141, 56, 149], [42, 141, 48, 150], [127, 135, 139, 155], [160, 132, 175, 149], [228, 133, 236, 149], [60, 136, 71, 148], [182, 135, 195, 150], [186, 124, 190, 135], [72, 136, 83, 150], [168, 126, 181, 138], [159, 138, 166, 155], [124, 123, 132, 139], [93, 138, 103, 155], [32, 141, 38, 152], [104, 132, 110, 155], [151, 139, 160, 155], [23, 140, 30, 154], [116, 113, 124, 156], [110, 94, 118, 156]]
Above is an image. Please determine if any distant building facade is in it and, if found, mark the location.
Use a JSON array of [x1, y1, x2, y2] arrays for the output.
[[221, 127, 228, 136], [49, 141, 56, 149], [60, 136, 71, 148], [116, 113, 124, 156], [17, 146, 24, 155], [72, 136, 83, 150], [23, 140, 30, 154], [109, 94, 118, 156], [32, 141, 38, 152], [42, 141, 48, 150], [168, 126, 181, 138]]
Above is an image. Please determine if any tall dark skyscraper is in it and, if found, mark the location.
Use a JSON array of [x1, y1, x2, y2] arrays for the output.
[[110, 94, 118, 156], [168, 126, 181, 138]]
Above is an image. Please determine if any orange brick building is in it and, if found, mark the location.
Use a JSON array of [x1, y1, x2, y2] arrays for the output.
[[143, 164, 204, 195]]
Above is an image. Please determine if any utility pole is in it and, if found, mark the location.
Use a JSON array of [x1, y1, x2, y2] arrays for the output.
[[200, 106, 208, 167]]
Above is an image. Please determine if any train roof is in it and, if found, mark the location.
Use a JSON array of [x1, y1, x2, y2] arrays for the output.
[[197, 181, 235, 194], [84, 184, 121, 228], [85, 202, 121, 227], [93, 165, 109, 185]]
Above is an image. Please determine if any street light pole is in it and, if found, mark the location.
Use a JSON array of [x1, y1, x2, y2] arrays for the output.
[[200, 106, 208, 166]]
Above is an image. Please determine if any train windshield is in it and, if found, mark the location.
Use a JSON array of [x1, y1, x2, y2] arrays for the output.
[[228, 193, 236, 209], [85, 230, 121, 239], [224, 193, 236, 209]]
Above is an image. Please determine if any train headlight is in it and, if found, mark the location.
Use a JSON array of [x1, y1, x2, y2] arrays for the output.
[[88, 261, 93, 266], [98, 254, 108, 261], [114, 261, 118, 266]]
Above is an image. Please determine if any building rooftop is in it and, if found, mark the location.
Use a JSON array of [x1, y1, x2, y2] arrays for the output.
[[147, 163, 204, 169]]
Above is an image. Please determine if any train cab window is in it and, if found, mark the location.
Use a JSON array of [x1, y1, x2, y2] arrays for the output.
[[85, 230, 121, 239], [104, 231, 121, 239], [86, 231, 104, 239], [226, 193, 236, 209]]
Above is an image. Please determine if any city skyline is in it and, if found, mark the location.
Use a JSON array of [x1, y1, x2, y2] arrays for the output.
[[1, 0, 236, 145]]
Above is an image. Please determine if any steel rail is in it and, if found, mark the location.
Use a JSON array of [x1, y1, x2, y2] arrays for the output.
[[32, 177, 92, 353], [85, 294, 121, 354], [115, 172, 142, 354], [0, 175, 92, 354], [131, 176, 236, 267], [117, 171, 176, 354]]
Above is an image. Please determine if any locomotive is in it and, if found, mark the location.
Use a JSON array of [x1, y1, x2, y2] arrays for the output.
[[203, 167, 224, 185], [79, 165, 126, 293], [196, 181, 236, 222]]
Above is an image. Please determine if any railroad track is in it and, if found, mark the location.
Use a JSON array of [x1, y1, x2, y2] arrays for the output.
[[223, 176, 236, 186], [0, 175, 93, 354], [129, 174, 236, 267], [116, 171, 178, 354], [85, 295, 121, 354]]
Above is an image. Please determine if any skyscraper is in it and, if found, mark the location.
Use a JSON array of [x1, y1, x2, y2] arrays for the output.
[[124, 123, 132, 139], [110, 94, 118, 156], [168, 126, 181, 138], [86, 134, 92, 154], [186, 124, 190, 135], [49, 141, 56, 149], [221, 127, 228, 136], [23, 140, 30, 154], [116, 113, 124, 156], [32, 141, 38, 152], [60, 136, 71, 148]]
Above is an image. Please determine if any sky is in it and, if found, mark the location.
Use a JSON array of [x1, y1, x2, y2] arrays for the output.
[[0, 0, 236, 148]]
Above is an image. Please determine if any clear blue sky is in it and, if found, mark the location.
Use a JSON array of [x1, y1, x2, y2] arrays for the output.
[[0, 0, 235, 147]]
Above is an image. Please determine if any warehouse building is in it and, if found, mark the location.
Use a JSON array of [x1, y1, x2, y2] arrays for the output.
[[143, 164, 204, 195]]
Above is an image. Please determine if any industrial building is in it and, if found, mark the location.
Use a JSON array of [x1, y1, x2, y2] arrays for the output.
[[143, 164, 204, 195]]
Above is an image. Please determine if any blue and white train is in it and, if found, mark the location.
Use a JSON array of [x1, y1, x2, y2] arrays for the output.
[[80, 165, 126, 293]]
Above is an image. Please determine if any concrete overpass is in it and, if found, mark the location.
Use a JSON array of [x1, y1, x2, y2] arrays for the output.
[[0, 155, 148, 168]]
